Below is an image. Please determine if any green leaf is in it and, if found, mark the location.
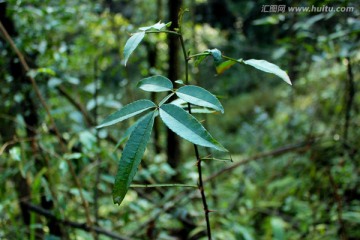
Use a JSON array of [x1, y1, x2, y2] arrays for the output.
[[194, 54, 209, 67], [97, 100, 156, 128], [176, 85, 224, 113], [208, 48, 222, 64], [271, 217, 285, 240], [175, 79, 184, 85], [216, 60, 236, 74], [113, 113, 149, 151], [170, 99, 216, 114], [124, 31, 145, 66], [159, 104, 227, 151], [139, 21, 167, 31], [37, 68, 56, 76], [159, 93, 174, 106], [244, 59, 292, 85], [113, 111, 156, 205], [137, 75, 173, 92]]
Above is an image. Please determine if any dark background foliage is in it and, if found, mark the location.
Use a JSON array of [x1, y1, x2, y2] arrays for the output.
[[0, 0, 359, 239]]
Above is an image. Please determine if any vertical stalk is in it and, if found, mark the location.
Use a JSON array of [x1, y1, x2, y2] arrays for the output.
[[93, 57, 100, 240], [179, 33, 212, 239]]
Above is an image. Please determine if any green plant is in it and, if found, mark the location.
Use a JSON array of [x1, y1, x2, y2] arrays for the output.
[[97, 13, 291, 239]]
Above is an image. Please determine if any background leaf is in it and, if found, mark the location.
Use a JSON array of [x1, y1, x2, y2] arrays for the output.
[[137, 75, 173, 92], [216, 60, 236, 74], [97, 100, 155, 128], [176, 85, 224, 113], [113, 111, 156, 204], [159, 104, 227, 151], [124, 31, 146, 66], [244, 59, 292, 85]]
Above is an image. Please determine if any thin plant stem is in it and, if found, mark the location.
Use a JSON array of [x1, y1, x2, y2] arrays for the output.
[[179, 28, 213, 240]]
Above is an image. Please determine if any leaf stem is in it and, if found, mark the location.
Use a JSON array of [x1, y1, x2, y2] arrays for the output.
[[188, 52, 211, 60], [144, 30, 181, 36], [179, 27, 213, 240], [222, 55, 244, 64]]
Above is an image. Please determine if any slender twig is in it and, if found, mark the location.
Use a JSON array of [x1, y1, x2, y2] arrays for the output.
[[222, 55, 243, 63], [179, 27, 213, 239], [56, 85, 118, 145], [93, 57, 100, 240], [343, 57, 355, 149], [187, 52, 210, 60], [130, 183, 197, 188], [205, 139, 315, 182], [144, 30, 181, 36], [56, 85, 94, 127], [0, 21, 95, 236], [22, 202, 129, 240]]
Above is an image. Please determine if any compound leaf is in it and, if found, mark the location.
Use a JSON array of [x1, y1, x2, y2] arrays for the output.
[[137, 75, 173, 92], [244, 59, 292, 85], [124, 31, 145, 66], [113, 111, 156, 204], [159, 104, 227, 151], [176, 85, 224, 113], [97, 100, 156, 129]]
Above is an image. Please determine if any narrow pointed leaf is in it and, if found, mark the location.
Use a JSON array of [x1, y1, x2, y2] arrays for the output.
[[97, 100, 156, 128], [113, 113, 149, 151], [113, 111, 156, 204], [175, 79, 184, 85], [216, 60, 236, 74], [139, 21, 167, 31], [176, 85, 224, 113], [159, 93, 174, 106], [159, 104, 227, 151], [137, 75, 173, 92], [124, 31, 145, 66], [244, 59, 292, 85]]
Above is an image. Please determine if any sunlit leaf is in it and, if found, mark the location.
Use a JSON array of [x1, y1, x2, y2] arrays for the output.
[[137, 75, 173, 92], [159, 104, 227, 151], [97, 100, 156, 128], [175, 79, 184, 85], [139, 21, 167, 31], [244, 59, 292, 85], [176, 85, 224, 113], [113, 111, 156, 205], [124, 31, 145, 66]]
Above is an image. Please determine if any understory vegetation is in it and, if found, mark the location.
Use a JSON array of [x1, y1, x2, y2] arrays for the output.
[[0, 0, 359, 239]]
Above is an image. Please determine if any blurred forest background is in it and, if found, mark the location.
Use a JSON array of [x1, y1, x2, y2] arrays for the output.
[[0, 0, 359, 239]]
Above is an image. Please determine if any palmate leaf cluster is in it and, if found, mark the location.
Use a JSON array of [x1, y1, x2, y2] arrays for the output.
[[97, 74, 227, 204], [98, 22, 291, 205]]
